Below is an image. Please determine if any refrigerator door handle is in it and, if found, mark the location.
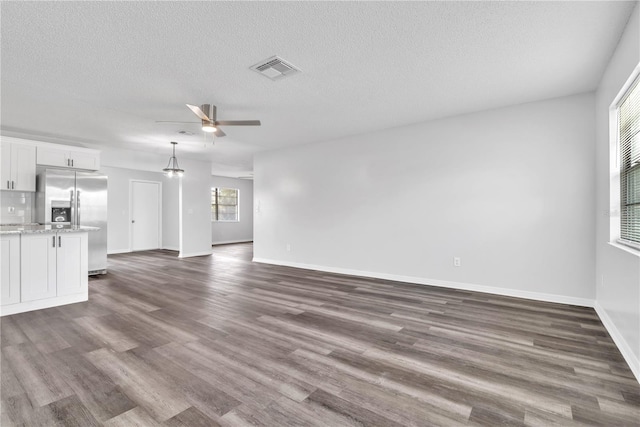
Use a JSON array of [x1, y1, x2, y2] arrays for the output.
[[70, 190, 75, 225], [77, 190, 81, 226]]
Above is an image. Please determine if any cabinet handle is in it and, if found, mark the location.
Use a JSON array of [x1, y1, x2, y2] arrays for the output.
[[6, 180, 9, 189], [71, 159, 74, 167], [11, 181, 14, 189], [52, 236, 56, 247], [58, 236, 61, 247]]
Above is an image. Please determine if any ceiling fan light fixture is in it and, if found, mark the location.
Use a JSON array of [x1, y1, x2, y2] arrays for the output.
[[163, 141, 185, 178], [201, 120, 216, 133]]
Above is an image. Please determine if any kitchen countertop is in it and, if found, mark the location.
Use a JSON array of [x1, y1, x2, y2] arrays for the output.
[[0, 224, 100, 234]]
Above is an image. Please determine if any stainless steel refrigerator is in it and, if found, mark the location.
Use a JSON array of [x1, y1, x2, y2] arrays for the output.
[[35, 168, 108, 275]]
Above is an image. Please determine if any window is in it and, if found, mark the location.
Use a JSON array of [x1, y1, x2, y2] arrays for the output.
[[211, 187, 239, 221], [618, 74, 640, 248]]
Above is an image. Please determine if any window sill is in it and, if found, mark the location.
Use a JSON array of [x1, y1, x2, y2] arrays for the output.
[[608, 241, 640, 258]]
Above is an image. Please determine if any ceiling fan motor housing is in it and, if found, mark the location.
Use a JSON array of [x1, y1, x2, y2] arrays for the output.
[[201, 104, 216, 121]]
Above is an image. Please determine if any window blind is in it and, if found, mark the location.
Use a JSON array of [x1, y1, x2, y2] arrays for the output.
[[211, 187, 239, 221], [619, 75, 640, 246]]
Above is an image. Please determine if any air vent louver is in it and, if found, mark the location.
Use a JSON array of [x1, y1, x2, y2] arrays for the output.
[[251, 56, 301, 81]]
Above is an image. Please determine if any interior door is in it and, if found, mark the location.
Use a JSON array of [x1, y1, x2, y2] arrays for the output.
[[131, 181, 161, 251]]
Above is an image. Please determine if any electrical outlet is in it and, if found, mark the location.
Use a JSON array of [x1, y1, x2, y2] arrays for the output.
[[453, 257, 461, 267], [7, 206, 15, 214], [286, 243, 291, 252]]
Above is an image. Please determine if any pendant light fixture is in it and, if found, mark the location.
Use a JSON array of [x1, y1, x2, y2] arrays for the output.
[[163, 141, 184, 177]]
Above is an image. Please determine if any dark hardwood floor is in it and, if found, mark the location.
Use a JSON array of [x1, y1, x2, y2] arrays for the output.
[[2, 242, 639, 426]]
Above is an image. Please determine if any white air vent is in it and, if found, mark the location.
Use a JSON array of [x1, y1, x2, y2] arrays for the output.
[[251, 56, 301, 81]]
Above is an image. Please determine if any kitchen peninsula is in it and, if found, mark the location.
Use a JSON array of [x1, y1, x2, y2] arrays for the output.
[[0, 224, 98, 316]]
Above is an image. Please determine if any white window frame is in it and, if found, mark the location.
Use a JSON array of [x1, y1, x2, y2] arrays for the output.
[[211, 187, 240, 222], [610, 62, 640, 253]]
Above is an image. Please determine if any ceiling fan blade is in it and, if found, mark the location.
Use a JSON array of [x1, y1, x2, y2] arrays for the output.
[[214, 128, 226, 137], [186, 104, 211, 122], [155, 120, 199, 124], [215, 120, 261, 126]]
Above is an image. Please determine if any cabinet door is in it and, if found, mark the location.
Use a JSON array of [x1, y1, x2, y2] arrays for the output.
[[21, 234, 57, 302], [69, 151, 100, 170], [37, 146, 69, 168], [56, 233, 87, 297], [1, 235, 21, 306], [11, 144, 36, 191], [1, 142, 12, 190]]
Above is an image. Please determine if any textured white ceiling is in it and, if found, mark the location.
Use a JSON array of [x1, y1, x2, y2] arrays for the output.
[[1, 1, 635, 176]]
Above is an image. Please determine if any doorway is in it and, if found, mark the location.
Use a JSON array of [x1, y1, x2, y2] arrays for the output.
[[130, 180, 161, 251]]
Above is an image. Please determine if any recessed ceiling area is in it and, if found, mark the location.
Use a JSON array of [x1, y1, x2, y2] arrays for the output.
[[0, 1, 635, 176]]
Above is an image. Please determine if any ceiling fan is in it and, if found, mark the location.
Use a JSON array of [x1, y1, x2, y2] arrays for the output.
[[157, 104, 261, 138]]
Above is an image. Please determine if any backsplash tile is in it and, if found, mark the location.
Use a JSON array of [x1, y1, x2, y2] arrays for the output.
[[1, 191, 34, 224]]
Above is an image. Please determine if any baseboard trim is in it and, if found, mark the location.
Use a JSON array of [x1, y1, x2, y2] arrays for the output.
[[252, 258, 595, 308], [110, 247, 181, 254], [1, 292, 88, 317], [594, 302, 640, 383], [107, 249, 130, 255], [179, 250, 213, 258], [212, 239, 253, 246]]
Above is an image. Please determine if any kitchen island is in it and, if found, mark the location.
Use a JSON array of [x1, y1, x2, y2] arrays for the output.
[[1, 224, 98, 316]]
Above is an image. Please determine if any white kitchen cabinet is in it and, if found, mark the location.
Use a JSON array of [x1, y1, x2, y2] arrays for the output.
[[20, 232, 88, 302], [20, 233, 57, 302], [1, 235, 21, 306], [1, 230, 89, 316], [56, 232, 88, 297], [70, 151, 100, 170], [35, 146, 67, 168], [37, 145, 100, 170], [0, 141, 36, 191], [0, 143, 9, 189]]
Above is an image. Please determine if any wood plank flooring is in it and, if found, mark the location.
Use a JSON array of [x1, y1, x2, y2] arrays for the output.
[[2, 242, 639, 426]]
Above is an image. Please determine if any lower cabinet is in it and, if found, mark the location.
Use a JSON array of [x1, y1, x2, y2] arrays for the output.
[[1, 232, 88, 314], [20, 233, 57, 302], [20, 232, 88, 302], [56, 233, 87, 297], [1, 235, 21, 305]]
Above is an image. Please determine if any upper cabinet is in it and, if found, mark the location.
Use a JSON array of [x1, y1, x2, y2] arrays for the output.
[[0, 137, 101, 190], [0, 140, 36, 192], [37, 145, 100, 170]]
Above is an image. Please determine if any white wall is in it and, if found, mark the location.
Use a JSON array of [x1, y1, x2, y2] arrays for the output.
[[0, 191, 34, 224], [595, 3, 640, 381], [102, 166, 177, 253], [102, 156, 211, 258], [178, 157, 212, 258], [101, 145, 184, 253], [254, 92, 596, 305], [162, 176, 180, 251], [211, 175, 253, 245]]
